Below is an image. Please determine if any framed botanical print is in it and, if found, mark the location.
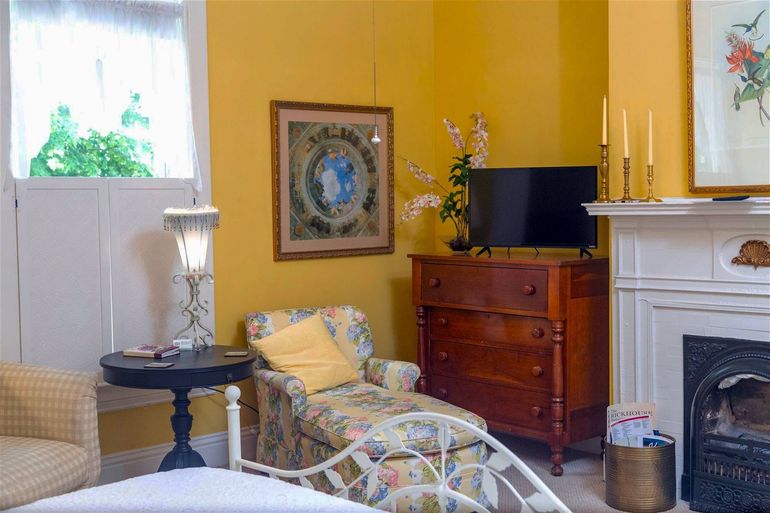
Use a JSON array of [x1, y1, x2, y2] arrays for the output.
[[687, 0, 770, 192], [271, 100, 394, 260]]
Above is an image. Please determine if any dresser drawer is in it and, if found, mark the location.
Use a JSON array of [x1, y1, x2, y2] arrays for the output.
[[420, 264, 547, 313], [430, 308, 551, 350], [430, 340, 551, 391], [430, 375, 552, 432]]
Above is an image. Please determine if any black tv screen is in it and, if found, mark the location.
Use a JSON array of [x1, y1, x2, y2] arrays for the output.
[[468, 166, 597, 249]]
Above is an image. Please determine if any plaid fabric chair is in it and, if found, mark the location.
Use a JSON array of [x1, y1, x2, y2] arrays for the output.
[[0, 361, 100, 510], [245, 305, 489, 511]]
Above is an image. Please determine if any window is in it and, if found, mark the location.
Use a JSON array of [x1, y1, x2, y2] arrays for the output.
[[8, 0, 200, 186], [0, 0, 213, 412]]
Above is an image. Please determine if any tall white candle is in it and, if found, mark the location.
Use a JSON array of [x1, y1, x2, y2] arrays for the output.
[[602, 96, 607, 145], [648, 110, 653, 166], [623, 109, 629, 158]]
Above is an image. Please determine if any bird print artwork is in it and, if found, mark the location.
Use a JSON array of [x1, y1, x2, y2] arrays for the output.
[[725, 7, 770, 125], [732, 9, 766, 39]]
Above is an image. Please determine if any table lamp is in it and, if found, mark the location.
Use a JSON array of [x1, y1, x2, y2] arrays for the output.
[[163, 205, 220, 351]]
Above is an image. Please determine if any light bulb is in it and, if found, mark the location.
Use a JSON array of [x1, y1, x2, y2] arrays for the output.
[[371, 126, 381, 145]]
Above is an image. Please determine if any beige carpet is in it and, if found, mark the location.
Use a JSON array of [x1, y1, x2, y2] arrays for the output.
[[496, 433, 692, 513]]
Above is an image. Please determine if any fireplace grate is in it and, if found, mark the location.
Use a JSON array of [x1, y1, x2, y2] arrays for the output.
[[702, 434, 770, 486]]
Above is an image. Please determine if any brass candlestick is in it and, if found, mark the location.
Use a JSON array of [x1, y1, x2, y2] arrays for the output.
[[612, 157, 639, 203], [644, 164, 661, 202], [594, 144, 611, 203]]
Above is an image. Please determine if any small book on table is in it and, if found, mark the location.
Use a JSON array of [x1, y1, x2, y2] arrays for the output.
[[123, 344, 180, 359]]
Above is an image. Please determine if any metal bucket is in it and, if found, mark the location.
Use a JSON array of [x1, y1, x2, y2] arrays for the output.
[[605, 434, 677, 512]]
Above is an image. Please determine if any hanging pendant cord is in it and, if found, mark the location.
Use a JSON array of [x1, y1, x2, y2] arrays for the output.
[[371, 0, 377, 112], [370, 0, 381, 145]]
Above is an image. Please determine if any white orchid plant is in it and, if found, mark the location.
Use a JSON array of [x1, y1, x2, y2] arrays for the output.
[[401, 112, 488, 248]]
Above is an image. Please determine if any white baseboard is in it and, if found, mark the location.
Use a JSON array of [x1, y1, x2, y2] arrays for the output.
[[99, 425, 258, 485]]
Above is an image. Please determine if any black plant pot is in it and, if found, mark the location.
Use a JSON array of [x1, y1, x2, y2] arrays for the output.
[[444, 237, 474, 254]]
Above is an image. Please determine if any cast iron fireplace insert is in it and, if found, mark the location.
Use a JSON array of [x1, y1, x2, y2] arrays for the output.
[[682, 334, 770, 513]]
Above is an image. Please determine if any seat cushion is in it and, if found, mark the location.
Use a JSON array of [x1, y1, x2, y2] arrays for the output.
[[0, 436, 89, 510], [295, 383, 487, 457]]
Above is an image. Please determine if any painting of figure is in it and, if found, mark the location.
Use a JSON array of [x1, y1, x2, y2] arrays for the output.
[[271, 101, 393, 260]]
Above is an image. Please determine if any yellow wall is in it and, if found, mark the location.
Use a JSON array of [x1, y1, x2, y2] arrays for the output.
[[608, 0, 690, 198], [432, 0, 610, 251], [99, 0, 436, 455], [105, 0, 729, 456]]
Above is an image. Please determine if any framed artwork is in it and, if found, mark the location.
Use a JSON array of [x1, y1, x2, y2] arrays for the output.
[[271, 100, 394, 260], [687, 0, 770, 192]]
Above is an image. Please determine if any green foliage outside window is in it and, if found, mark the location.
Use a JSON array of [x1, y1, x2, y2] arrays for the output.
[[30, 93, 155, 177]]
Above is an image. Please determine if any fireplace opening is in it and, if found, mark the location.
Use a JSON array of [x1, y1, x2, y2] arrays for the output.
[[699, 375, 770, 487], [682, 335, 770, 513]]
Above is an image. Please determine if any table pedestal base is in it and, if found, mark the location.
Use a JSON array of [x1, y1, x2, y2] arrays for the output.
[[158, 388, 207, 472]]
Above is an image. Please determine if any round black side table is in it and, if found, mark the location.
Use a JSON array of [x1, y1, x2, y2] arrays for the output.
[[100, 345, 256, 472]]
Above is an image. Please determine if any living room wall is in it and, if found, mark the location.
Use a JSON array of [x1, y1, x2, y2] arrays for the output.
[[98, 0, 436, 455], [100, 0, 706, 458], [608, 0, 690, 198], [432, 0, 610, 251]]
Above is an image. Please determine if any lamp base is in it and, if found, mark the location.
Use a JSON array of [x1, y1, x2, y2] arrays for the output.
[[173, 272, 214, 351]]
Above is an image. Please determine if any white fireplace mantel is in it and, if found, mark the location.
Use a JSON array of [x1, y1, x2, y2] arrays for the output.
[[585, 196, 770, 216], [584, 197, 770, 485]]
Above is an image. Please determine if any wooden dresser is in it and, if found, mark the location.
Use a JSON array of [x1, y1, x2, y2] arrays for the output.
[[409, 253, 609, 476]]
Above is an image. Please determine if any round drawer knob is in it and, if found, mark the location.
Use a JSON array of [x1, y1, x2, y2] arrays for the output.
[[531, 328, 545, 339], [429, 278, 441, 288], [530, 406, 543, 418], [437, 351, 449, 361], [522, 284, 536, 296], [437, 317, 449, 327], [531, 365, 544, 377], [437, 388, 448, 399]]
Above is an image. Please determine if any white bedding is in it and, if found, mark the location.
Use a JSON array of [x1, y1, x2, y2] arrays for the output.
[[8, 467, 377, 512]]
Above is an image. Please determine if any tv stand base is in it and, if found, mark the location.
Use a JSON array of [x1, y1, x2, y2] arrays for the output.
[[580, 247, 593, 259], [475, 246, 492, 257]]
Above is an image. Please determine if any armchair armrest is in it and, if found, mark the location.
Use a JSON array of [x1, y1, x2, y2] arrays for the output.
[[254, 368, 307, 414], [365, 358, 421, 392], [0, 361, 100, 487]]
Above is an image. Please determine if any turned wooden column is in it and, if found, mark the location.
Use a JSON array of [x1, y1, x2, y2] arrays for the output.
[[549, 319, 565, 476], [415, 306, 429, 394]]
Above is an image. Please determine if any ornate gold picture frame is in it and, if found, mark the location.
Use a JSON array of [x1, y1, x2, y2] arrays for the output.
[[271, 100, 394, 261], [687, 0, 770, 193]]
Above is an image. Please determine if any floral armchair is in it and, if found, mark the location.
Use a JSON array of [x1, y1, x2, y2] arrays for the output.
[[245, 305, 489, 511]]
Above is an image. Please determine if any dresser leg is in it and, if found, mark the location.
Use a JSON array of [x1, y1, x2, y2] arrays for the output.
[[550, 319, 565, 477], [415, 306, 429, 394], [550, 447, 564, 476]]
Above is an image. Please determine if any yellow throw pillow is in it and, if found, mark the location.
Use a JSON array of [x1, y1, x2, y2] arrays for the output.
[[253, 314, 359, 395]]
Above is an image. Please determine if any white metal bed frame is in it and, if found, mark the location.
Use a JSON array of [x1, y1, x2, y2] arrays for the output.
[[225, 386, 572, 513]]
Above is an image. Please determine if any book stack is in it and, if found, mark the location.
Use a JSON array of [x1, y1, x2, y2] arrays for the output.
[[123, 344, 180, 359]]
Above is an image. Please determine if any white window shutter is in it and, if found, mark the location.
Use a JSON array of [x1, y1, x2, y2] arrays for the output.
[[15, 178, 208, 373], [108, 179, 201, 353], [16, 179, 112, 371]]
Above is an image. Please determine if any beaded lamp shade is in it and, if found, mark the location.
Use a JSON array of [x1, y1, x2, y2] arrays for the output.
[[163, 206, 220, 274]]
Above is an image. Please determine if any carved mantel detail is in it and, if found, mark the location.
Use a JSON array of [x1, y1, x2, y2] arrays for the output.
[[731, 240, 770, 269]]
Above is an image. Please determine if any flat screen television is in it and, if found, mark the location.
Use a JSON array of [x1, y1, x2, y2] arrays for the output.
[[468, 166, 597, 249]]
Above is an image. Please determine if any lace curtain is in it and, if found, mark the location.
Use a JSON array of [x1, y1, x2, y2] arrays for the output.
[[7, 0, 201, 189]]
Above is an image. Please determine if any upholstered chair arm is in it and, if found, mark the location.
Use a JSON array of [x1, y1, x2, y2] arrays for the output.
[[254, 368, 308, 413], [0, 361, 101, 487], [254, 369, 308, 448], [365, 358, 421, 392]]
